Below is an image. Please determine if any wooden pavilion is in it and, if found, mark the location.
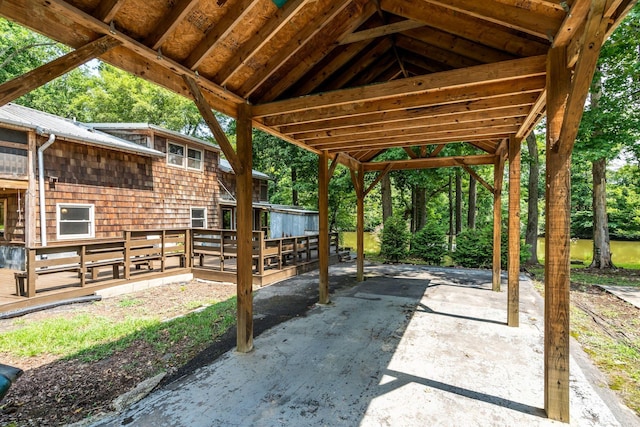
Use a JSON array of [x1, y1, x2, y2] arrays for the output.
[[0, 0, 636, 421]]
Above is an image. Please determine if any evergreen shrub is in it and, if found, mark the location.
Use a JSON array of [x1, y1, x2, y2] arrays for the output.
[[379, 216, 410, 263], [410, 223, 447, 265]]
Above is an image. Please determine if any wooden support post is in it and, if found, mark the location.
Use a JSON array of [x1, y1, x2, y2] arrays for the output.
[[318, 150, 330, 304], [26, 248, 36, 297], [124, 230, 131, 280], [356, 163, 365, 282], [236, 102, 254, 353], [492, 154, 505, 291], [507, 135, 521, 327], [544, 46, 572, 422]]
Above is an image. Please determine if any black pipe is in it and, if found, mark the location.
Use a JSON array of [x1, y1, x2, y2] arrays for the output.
[[0, 295, 102, 320]]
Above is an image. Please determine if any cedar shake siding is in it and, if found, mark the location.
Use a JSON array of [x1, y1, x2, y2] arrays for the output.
[[34, 136, 220, 243]]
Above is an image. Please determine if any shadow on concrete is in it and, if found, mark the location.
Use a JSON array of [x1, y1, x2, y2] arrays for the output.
[[416, 302, 506, 326]]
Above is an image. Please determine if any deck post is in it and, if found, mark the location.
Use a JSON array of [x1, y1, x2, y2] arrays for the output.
[[492, 154, 505, 291], [507, 135, 521, 327], [236, 102, 254, 353], [544, 45, 571, 422], [26, 248, 36, 297], [318, 150, 330, 304], [355, 163, 365, 282]]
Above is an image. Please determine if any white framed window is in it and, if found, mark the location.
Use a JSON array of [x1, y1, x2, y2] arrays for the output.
[[57, 203, 94, 239], [187, 147, 203, 171], [191, 207, 207, 228], [167, 141, 185, 167]]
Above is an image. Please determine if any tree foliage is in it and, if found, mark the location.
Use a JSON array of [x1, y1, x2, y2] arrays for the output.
[[379, 216, 410, 263]]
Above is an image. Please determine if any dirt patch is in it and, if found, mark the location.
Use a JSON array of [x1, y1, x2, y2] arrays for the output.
[[0, 279, 238, 426], [0, 273, 356, 426]]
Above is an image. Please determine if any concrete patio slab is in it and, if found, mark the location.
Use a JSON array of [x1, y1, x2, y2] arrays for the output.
[[91, 264, 639, 427]]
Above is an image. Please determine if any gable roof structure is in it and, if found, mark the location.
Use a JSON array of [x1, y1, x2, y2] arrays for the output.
[[1, 1, 637, 422], [0, 0, 634, 171]]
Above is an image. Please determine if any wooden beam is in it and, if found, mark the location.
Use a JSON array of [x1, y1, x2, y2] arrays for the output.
[[328, 153, 341, 180], [364, 163, 392, 197], [354, 163, 365, 282], [419, 0, 564, 40], [183, 75, 241, 174], [93, 0, 125, 23], [380, 0, 549, 57], [544, 45, 572, 423], [318, 150, 330, 304], [339, 19, 425, 45], [507, 135, 521, 327], [492, 153, 505, 292], [461, 165, 494, 194], [253, 55, 547, 118], [403, 147, 418, 159], [262, 76, 545, 127], [235, 102, 254, 353], [363, 154, 495, 171], [184, 0, 258, 70], [238, 0, 355, 97], [0, 36, 120, 106], [516, 90, 547, 139], [430, 144, 446, 157], [552, 0, 591, 47], [144, 0, 200, 50], [214, 0, 314, 86], [558, 0, 608, 154], [275, 92, 539, 134]]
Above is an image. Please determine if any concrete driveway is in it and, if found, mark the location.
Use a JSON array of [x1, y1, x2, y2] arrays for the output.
[[92, 263, 639, 427]]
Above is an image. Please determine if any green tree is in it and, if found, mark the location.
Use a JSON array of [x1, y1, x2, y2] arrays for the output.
[[379, 215, 410, 262]]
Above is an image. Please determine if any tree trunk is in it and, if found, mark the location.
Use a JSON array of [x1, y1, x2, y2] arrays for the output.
[[448, 175, 454, 251], [525, 131, 540, 265], [467, 175, 476, 229], [455, 169, 462, 234], [381, 173, 392, 222], [410, 185, 416, 233], [291, 167, 298, 206], [589, 158, 614, 268], [415, 186, 426, 231]]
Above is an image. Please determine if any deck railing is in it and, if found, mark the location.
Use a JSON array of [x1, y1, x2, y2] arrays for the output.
[[15, 229, 189, 298], [191, 229, 339, 274], [13, 229, 339, 298]]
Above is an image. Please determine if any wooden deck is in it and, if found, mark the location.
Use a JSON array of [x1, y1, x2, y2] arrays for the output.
[[0, 229, 341, 314]]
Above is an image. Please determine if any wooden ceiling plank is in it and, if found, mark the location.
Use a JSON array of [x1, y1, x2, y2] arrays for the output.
[[253, 55, 547, 118], [25, 0, 245, 113], [255, 1, 377, 102], [395, 34, 482, 69], [348, 53, 398, 86], [288, 40, 372, 97], [213, 0, 314, 86], [183, 75, 242, 173], [0, 36, 120, 106], [381, 0, 549, 57], [363, 154, 496, 171], [307, 124, 518, 150], [467, 140, 498, 153], [315, 126, 519, 151], [144, 0, 200, 50], [399, 54, 450, 74], [262, 76, 546, 127], [303, 117, 523, 145], [93, 0, 125, 23], [420, 0, 564, 40], [292, 106, 528, 140], [322, 39, 394, 92], [277, 92, 539, 134], [338, 19, 425, 45], [237, 0, 356, 97], [185, 0, 259, 70], [402, 27, 516, 64]]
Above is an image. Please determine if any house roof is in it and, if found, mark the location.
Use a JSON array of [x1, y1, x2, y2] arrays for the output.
[[0, 0, 634, 171], [219, 158, 271, 180], [0, 103, 164, 157], [88, 122, 221, 152]]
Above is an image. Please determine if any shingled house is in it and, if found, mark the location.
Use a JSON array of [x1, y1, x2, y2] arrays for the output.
[[0, 103, 275, 269]]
